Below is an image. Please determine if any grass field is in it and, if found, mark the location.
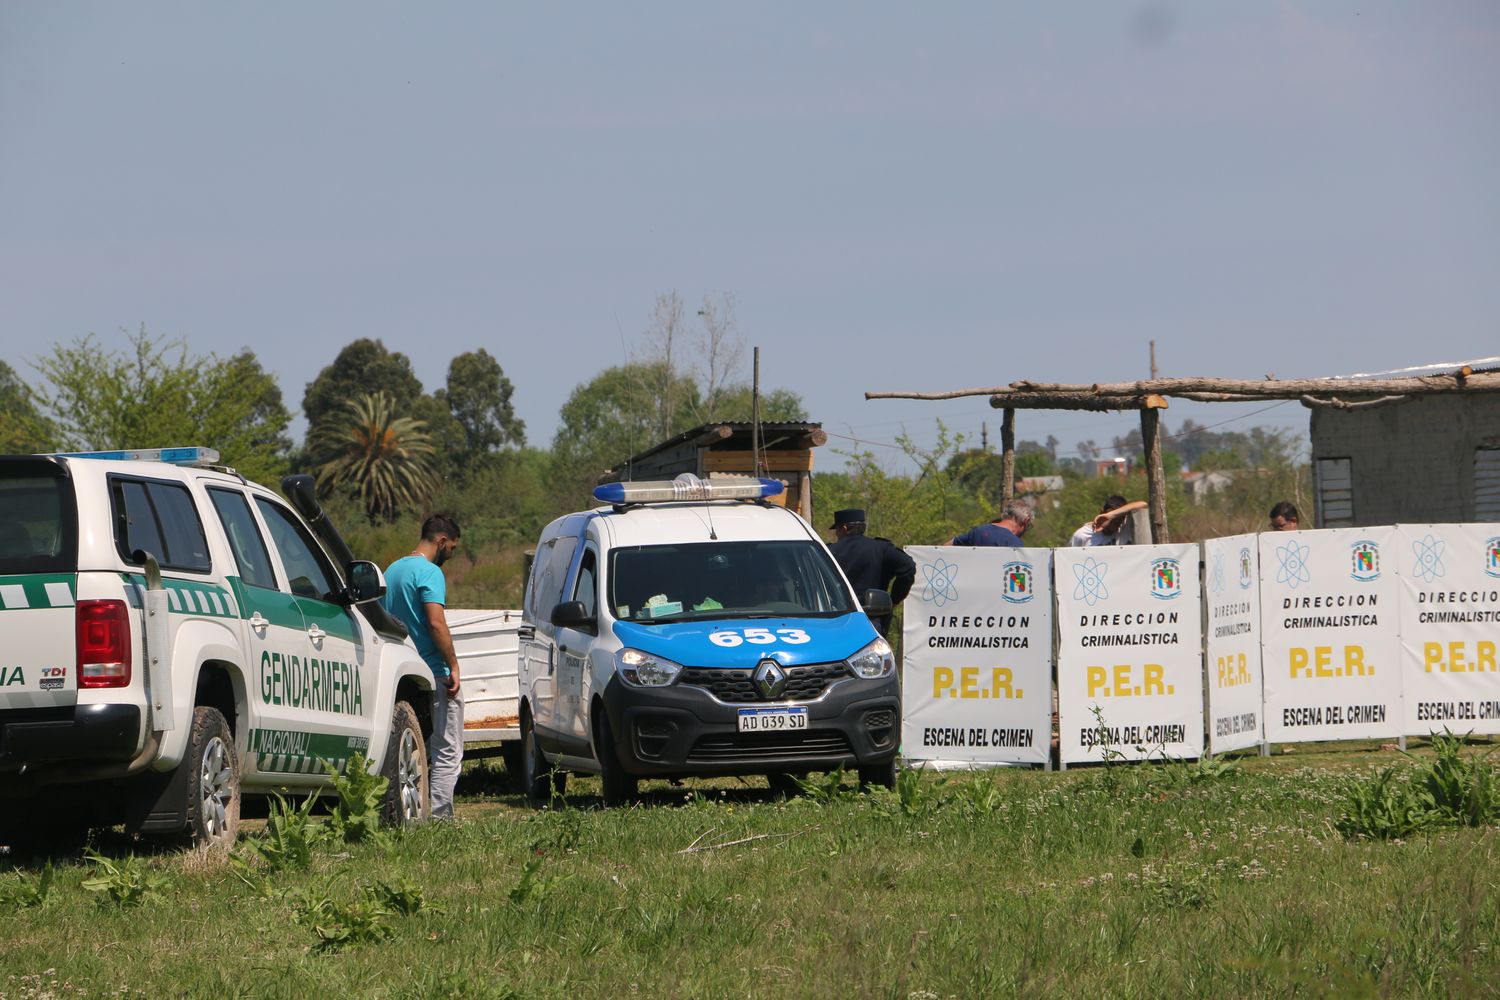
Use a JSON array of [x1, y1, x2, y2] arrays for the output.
[[2, 743, 1497, 999]]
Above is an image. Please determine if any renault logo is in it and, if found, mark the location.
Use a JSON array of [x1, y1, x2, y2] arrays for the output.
[[754, 659, 787, 699]]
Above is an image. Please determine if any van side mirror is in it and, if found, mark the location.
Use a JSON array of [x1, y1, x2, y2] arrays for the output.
[[860, 589, 893, 616], [344, 560, 386, 604], [550, 600, 596, 631]]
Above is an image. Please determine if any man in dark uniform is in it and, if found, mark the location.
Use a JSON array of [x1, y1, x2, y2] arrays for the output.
[[828, 508, 916, 638]]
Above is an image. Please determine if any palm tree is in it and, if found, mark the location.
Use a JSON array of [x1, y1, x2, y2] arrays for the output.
[[314, 392, 439, 522]]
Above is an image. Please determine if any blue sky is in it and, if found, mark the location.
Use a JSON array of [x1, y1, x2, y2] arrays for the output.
[[2, 3, 1496, 470]]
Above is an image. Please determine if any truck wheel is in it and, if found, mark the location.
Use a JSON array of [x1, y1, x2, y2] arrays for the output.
[[594, 713, 637, 808], [520, 709, 566, 808], [380, 701, 429, 827], [858, 760, 898, 791], [185, 706, 240, 848]]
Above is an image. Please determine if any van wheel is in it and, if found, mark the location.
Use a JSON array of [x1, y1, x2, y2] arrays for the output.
[[380, 701, 429, 826], [858, 760, 897, 791], [500, 741, 525, 793], [595, 713, 638, 808], [767, 772, 805, 798], [520, 710, 566, 808], [186, 707, 240, 848]]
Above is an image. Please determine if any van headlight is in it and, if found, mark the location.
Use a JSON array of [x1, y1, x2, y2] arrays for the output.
[[846, 637, 895, 679], [617, 648, 683, 687]]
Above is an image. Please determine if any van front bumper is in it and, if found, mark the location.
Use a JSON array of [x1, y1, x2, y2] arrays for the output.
[[600, 674, 900, 778]]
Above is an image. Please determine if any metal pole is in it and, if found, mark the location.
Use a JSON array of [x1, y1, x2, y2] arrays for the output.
[[752, 346, 762, 477]]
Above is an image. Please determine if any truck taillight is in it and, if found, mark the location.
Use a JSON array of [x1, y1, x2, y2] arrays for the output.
[[77, 600, 131, 688]]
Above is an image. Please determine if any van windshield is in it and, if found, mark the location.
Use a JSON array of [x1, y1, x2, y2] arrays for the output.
[[0, 465, 77, 575], [608, 540, 854, 623]]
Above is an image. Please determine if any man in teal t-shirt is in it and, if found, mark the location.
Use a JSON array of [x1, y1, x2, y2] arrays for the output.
[[384, 514, 462, 819]]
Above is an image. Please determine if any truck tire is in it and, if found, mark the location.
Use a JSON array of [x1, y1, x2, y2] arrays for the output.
[[858, 760, 897, 791], [520, 708, 566, 808], [185, 706, 240, 848], [380, 701, 429, 827], [594, 713, 637, 808], [0, 805, 90, 858]]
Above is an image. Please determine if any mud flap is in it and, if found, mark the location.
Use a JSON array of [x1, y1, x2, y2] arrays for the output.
[[134, 550, 175, 733], [124, 754, 191, 833]]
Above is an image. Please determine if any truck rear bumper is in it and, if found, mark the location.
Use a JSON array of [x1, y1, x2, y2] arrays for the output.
[[600, 675, 900, 778], [0, 704, 142, 775]]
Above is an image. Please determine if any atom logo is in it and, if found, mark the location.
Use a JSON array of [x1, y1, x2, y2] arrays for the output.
[[1411, 534, 1445, 583], [1209, 550, 1226, 595], [1072, 557, 1109, 606], [1276, 541, 1311, 589], [920, 559, 960, 606]]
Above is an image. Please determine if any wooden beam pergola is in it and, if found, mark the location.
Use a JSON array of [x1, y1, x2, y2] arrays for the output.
[[866, 368, 1500, 543]]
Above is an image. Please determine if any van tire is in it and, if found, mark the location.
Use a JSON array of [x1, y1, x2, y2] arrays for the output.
[[185, 706, 240, 848], [858, 760, 897, 791], [500, 742, 525, 793], [595, 713, 637, 807], [766, 772, 805, 798], [520, 709, 566, 808], [380, 701, 429, 827]]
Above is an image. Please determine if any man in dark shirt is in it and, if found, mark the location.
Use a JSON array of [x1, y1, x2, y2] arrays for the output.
[[948, 498, 1034, 548], [828, 508, 915, 638]]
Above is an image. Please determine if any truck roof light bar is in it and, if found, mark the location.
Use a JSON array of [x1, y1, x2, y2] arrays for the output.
[[50, 446, 222, 467], [592, 474, 784, 505]]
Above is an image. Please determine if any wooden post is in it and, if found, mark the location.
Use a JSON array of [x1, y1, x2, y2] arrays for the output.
[[999, 407, 1016, 510], [1140, 397, 1169, 543]]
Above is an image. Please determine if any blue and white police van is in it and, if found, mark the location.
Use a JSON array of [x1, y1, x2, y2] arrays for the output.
[[516, 474, 900, 806]]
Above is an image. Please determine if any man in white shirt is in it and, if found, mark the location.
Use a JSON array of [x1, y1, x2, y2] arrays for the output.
[[1070, 495, 1147, 547]]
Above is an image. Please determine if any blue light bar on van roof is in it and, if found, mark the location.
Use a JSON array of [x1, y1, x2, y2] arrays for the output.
[[592, 474, 784, 505], [52, 446, 222, 467]]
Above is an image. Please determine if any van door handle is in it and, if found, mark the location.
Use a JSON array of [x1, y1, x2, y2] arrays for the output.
[[248, 612, 269, 633], [558, 644, 569, 655], [307, 625, 326, 642], [518, 625, 535, 641]]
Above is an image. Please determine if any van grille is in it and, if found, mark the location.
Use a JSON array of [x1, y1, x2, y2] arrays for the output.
[[686, 730, 853, 763], [679, 663, 848, 703]]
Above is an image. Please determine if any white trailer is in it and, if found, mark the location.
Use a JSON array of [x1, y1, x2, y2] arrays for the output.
[[447, 609, 524, 772]]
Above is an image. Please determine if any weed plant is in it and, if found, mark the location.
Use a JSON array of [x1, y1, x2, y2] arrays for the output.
[[0, 748, 1495, 998]]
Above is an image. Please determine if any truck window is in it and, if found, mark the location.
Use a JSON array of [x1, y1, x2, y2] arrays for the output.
[[254, 497, 338, 600], [110, 477, 211, 573], [0, 466, 76, 574], [207, 488, 277, 591]]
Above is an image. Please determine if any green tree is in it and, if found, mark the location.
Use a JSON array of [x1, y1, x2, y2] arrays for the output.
[[0, 360, 59, 453], [302, 339, 424, 464], [435, 348, 525, 459], [709, 385, 808, 423], [313, 392, 438, 523], [32, 327, 292, 483], [551, 363, 701, 497], [821, 423, 991, 549]]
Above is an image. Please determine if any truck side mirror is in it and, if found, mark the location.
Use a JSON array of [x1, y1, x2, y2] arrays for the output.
[[550, 600, 596, 631], [860, 589, 893, 616], [344, 560, 386, 604]]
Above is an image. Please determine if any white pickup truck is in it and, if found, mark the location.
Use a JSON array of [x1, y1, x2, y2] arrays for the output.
[[0, 448, 437, 850]]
